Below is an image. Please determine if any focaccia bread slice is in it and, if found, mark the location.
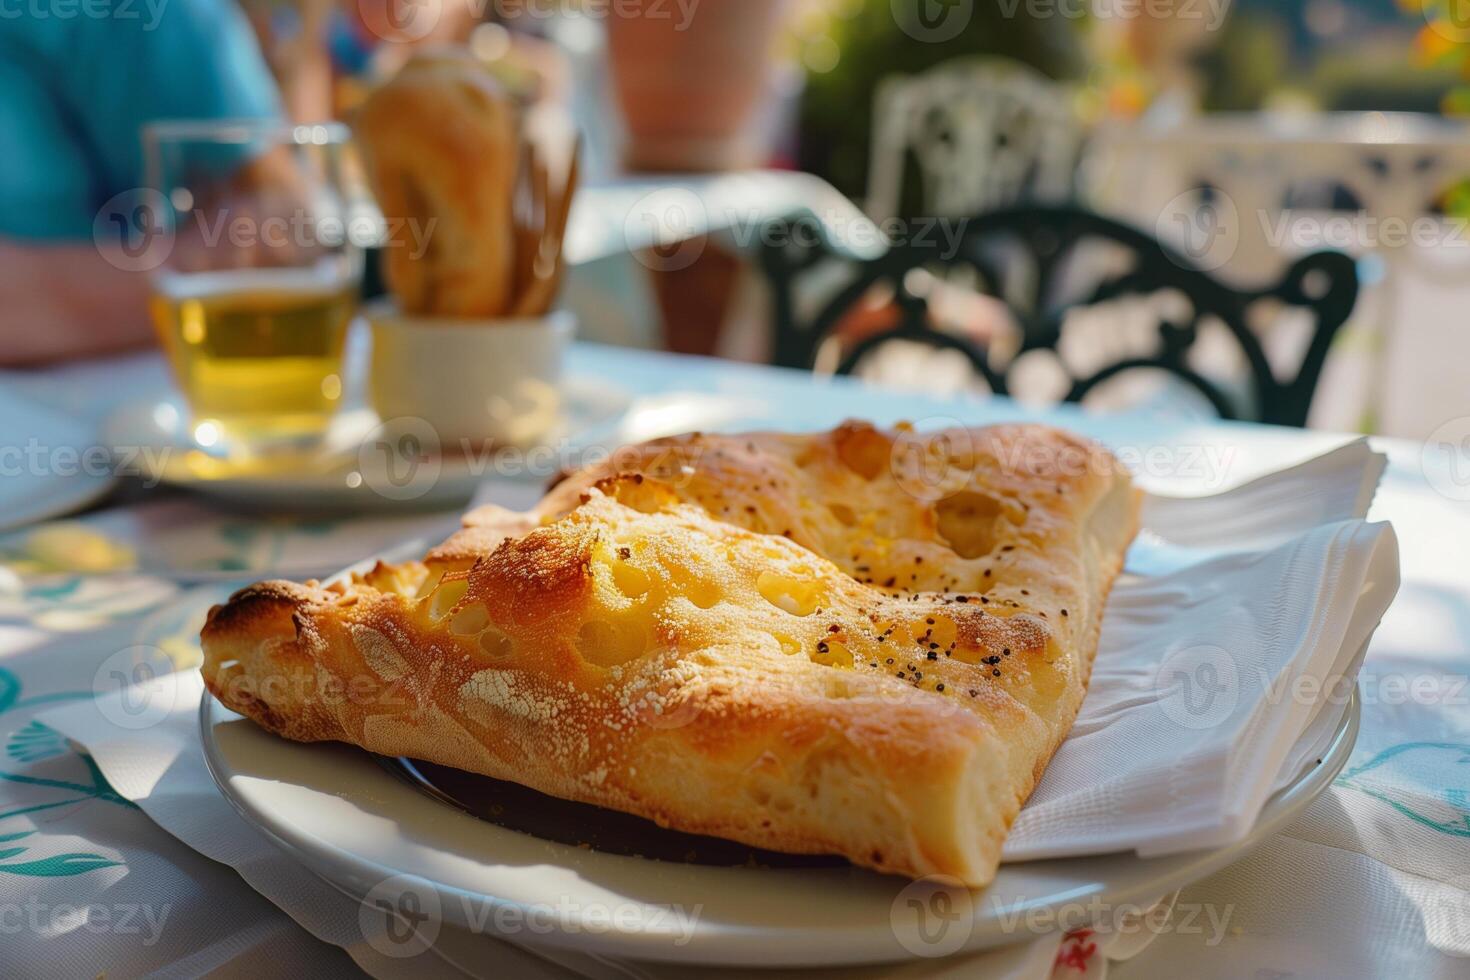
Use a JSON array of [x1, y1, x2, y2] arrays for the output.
[[201, 422, 1139, 886]]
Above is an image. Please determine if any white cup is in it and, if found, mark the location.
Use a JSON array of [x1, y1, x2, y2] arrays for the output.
[[367, 302, 575, 449]]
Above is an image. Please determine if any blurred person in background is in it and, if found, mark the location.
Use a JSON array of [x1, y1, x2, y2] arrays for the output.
[[0, 0, 283, 365]]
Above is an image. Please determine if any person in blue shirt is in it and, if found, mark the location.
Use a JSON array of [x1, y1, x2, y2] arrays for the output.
[[0, 0, 281, 364]]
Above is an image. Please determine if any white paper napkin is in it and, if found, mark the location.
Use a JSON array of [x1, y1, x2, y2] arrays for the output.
[[1004, 517, 1398, 860], [1138, 438, 1384, 551]]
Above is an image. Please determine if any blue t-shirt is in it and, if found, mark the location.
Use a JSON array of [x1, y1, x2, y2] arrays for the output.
[[0, 0, 280, 240]]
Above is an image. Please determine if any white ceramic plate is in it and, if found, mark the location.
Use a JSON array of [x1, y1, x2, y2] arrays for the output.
[[101, 379, 629, 512], [200, 690, 1358, 968], [0, 388, 116, 532]]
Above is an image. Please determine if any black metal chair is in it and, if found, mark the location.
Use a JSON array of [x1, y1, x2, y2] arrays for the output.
[[760, 205, 1359, 427]]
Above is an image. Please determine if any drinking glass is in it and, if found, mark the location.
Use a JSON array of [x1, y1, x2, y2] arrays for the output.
[[143, 120, 364, 452]]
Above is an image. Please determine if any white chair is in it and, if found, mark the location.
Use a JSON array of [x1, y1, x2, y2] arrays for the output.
[[865, 57, 1082, 220], [1089, 110, 1470, 436]]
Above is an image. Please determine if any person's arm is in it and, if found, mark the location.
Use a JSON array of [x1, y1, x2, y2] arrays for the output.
[[0, 239, 153, 366], [0, 0, 282, 364]]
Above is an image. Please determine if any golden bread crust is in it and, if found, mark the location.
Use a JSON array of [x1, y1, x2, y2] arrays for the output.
[[354, 52, 518, 317], [201, 422, 1140, 885]]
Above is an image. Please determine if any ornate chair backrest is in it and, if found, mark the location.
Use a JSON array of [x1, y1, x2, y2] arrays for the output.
[[761, 206, 1360, 427]]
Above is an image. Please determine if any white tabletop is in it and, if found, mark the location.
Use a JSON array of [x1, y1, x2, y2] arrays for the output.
[[0, 343, 1466, 977], [567, 171, 886, 266]]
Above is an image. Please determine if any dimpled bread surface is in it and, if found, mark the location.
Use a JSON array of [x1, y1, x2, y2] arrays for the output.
[[202, 421, 1140, 885]]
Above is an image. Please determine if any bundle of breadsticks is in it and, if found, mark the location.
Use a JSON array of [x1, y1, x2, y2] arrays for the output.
[[354, 49, 579, 319]]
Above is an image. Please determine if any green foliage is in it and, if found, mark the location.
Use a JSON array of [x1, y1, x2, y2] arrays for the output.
[[1198, 13, 1290, 112]]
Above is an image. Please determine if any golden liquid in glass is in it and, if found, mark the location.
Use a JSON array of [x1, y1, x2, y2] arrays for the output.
[[151, 271, 354, 445]]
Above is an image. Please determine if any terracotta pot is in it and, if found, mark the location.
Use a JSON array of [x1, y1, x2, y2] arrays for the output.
[[606, 0, 789, 172]]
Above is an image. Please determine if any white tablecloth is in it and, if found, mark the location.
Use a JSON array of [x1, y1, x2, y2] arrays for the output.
[[0, 344, 1466, 978]]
